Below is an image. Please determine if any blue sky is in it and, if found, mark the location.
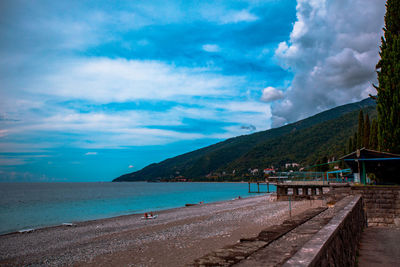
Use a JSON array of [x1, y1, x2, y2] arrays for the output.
[[0, 0, 386, 182]]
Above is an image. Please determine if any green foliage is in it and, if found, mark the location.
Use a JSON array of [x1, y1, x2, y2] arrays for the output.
[[221, 106, 376, 175], [357, 110, 364, 148], [353, 132, 358, 151], [114, 99, 376, 182], [364, 113, 370, 148], [320, 156, 329, 172], [348, 137, 353, 154], [347, 111, 377, 153], [376, 0, 400, 153], [370, 119, 378, 150]]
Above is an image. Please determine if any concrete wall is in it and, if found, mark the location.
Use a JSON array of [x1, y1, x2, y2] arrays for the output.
[[351, 186, 400, 227], [284, 195, 365, 267]]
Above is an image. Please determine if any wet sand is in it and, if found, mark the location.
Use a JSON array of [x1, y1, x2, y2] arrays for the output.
[[0, 195, 322, 266]]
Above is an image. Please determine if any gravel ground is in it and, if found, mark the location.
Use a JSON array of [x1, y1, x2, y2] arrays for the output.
[[0, 194, 323, 267]]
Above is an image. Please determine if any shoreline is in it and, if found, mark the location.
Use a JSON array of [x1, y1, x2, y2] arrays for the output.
[[0, 194, 323, 266], [0, 193, 271, 237], [1, 182, 276, 236]]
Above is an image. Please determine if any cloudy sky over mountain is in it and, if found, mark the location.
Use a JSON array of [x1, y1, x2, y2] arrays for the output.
[[0, 0, 385, 181]]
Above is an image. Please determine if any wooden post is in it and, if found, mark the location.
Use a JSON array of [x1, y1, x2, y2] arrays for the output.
[[248, 182, 251, 193], [267, 182, 270, 193], [293, 187, 298, 196], [257, 182, 260, 193]]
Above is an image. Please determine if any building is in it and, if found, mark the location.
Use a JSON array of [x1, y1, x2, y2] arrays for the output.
[[263, 168, 275, 174], [341, 148, 400, 184], [250, 168, 259, 175], [285, 163, 299, 169]]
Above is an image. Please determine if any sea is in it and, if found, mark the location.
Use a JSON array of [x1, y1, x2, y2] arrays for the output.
[[0, 182, 276, 235]]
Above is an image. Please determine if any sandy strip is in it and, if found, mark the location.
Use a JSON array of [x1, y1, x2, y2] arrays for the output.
[[0, 195, 323, 266]]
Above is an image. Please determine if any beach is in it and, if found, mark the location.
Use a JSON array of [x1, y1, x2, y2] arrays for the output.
[[0, 195, 322, 266]]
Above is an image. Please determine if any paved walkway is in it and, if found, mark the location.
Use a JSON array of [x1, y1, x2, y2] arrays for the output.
[[358, 227, 400, 267]]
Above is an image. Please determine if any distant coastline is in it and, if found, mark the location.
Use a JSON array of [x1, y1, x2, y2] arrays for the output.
[[114, 98, 376, 183]]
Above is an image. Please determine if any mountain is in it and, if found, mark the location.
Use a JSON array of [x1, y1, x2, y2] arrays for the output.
[[114, 98, 376, 182]]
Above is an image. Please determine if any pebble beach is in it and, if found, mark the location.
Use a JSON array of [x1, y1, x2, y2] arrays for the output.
[[0, 195, 323, 266]]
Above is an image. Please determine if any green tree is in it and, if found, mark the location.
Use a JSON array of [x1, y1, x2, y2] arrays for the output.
[[348, 137, 353, 154], [357, 110, 364, 148], [375, 0, 400, 153], [364, 114, 371, 148], [321, 156, 329, 172], [370, 119, 379, 150], [353, 132, 358, 151]]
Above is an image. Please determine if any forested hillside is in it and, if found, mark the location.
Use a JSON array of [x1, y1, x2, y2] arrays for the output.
[[114, 98, 376, 182]]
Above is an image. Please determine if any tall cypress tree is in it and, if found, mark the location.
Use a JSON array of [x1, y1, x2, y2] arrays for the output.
[[364, 114, 371, 148], [357, 110, 364, 148], [370, 119, 378, 150], [348, 137, 353, 153], [375, 0, 400, 153], [353, 132, 358, 151]]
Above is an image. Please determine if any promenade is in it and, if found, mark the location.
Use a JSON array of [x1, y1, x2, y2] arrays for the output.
[[358, 227, 400, 266]]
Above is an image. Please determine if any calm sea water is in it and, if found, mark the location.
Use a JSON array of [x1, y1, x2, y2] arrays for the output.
[[0, 182, 275, 234]]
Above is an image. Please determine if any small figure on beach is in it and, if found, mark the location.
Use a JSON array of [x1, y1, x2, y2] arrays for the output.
[[142, 212, 158, 220]]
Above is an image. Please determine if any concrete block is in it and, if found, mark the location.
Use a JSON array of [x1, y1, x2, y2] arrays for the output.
[[379, 203, 394, 209], [368, 217, 384, 223]]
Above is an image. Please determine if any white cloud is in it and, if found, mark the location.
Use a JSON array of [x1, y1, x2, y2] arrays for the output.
[[207, 100, 270, 113], [0, 97, 271, 149], [128, 165, 134, 168], [202, 44, 220, 52], [85, 152, 98, 155], [0, 2, 273, 153], [26, 57, 237, 103], [0, 129, 9, 138], [260, 87, 284, 102], [271, 0, 385, 127], [220, 10, 259, 24], [0, 157, 26, 166]]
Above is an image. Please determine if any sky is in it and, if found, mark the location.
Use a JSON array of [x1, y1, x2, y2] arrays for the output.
[[0, 0, 386, 182]]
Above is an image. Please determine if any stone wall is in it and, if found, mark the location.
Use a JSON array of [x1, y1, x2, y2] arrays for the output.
[[284, 195, 365, 267], [351, 186, 400, 227]]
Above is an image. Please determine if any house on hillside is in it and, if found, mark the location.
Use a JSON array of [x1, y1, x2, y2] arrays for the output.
[[285, 163, 299, 168], [249, 168, 259, 175], [263, 168, 275, 174]]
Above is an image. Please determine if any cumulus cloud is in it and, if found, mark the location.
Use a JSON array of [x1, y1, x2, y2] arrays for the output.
[[271, 0, 385, 127], [261, 87, 284, 102], [85, 152, 97, 155]]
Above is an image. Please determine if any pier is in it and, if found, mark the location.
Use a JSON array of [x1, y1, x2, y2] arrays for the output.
[[276, 182, 326, 200], [247, 170, 352, 200], [248, 182, 274, 193]]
